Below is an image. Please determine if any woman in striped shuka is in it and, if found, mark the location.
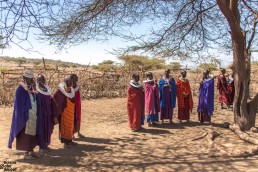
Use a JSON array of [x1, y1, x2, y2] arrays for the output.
[[52, 77, 78, 148]]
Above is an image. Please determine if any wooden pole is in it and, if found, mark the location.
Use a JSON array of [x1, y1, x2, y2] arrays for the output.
[[42, 57, 47, 70]]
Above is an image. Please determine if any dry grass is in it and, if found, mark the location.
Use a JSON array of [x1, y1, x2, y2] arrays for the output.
[[1, 59, 258, 171], [1, 97, 258, 171]]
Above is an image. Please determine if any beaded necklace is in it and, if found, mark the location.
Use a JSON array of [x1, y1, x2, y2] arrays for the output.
[[36, 84, 52, 96], [20, 81, 37, 102]]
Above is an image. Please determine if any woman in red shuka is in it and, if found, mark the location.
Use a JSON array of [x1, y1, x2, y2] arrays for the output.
[[176, 70, 193, 123], [217, 68, 230, 109], [127, 74, 145, 131]]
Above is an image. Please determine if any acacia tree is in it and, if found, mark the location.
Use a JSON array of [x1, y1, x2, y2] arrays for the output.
[[119, 55, 165, 71], [169, 62, 182, 70], [0, 1, 56, 49], [1, 1, 258, 130], [216, 1, 258, 131], [199, 63, 218, 71]]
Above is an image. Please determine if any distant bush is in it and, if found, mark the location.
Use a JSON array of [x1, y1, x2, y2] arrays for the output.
[[14, 57, 26, 67], [0, 67, 8, 73], [93, 60, 121, 71], [169, 62, 182, 70], [59, 63, 70, 68], [33, 61, 41, 67], [198, 63, 218, 71], [119, 55, 165, 71]]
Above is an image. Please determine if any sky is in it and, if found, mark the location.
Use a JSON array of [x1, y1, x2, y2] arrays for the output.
[[0, 23, 236, 69], [1, 2, 258, 69], [0, 37, 125, 66], [1, 37, 235, 69]]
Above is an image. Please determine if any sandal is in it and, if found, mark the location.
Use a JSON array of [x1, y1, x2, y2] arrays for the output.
[[70, 141, 78, 145], [64, 143, 72, 149], [23, 154, 36, 160], [46, 147, 52, 151], [29, 152, 41, 158], [131, 127, 141, 132], [77, 133, 85, 138], [152, 122, 158, 127]]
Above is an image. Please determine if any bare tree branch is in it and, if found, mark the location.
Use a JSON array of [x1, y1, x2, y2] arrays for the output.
[[247, 15, 258, 51], [242, 0, 258, 15]]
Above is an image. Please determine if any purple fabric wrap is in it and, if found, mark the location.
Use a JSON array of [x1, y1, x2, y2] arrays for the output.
[[197, 78, 214, 116], [8, 85, 31, 149], [37, 93, 53, 149]]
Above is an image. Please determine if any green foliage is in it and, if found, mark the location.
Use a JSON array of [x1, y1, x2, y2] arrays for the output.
[[119, 55, 165, 71], [36, 63, 53, 69], [99, 60, 115, 65], [33, 61, 41, 67], [169, 62, 182, 70], [0, 66, 8, 73], [14, 57, 26, 66], [59, 63, 70, 68], [198, 63, 218, 71], [93, 60, 120, 72]]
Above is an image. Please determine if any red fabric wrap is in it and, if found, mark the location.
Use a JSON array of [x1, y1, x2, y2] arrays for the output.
[[217, 75, 229, 105], [176, 79, 193, 112], [127, 85, 145, 130]]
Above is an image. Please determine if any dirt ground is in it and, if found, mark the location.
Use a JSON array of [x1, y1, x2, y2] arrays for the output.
[[1, 97, 258, 172]]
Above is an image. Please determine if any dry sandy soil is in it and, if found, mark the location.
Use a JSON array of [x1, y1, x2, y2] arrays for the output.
[[1, 97, 258, 172]]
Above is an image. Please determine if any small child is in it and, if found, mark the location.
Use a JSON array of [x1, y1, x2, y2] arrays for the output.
[[143, 72, 160, 127], [127, 74, 145, 131]]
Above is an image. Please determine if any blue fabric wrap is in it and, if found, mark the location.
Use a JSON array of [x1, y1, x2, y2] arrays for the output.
[[159, 77, 176, 109], [146, 114, 159, 122]]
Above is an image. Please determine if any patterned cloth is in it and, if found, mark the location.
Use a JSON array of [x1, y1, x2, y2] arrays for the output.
[[25, 94, 37, 136], [217, 74, 229, 105], [60, 98, 75, 140], [52, 88, 75, 144]]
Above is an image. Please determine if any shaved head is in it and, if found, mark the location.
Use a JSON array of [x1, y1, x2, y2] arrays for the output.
[[64, 76, 73, 88], [37, 75, 46, 87]]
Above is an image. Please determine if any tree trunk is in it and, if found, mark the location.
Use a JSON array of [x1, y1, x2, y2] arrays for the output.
[[232, 34, 251, 130], [217, 0, 258, 131]]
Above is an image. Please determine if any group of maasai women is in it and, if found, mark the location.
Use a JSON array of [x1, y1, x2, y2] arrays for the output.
[[127, 68, 235, 131], [7, 67, 235, 159], [8, 68, 83, 160]]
